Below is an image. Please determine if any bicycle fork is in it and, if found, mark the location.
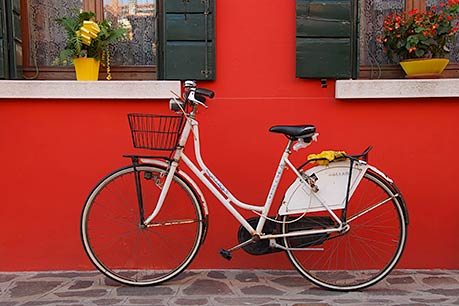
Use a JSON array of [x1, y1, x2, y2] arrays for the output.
[[131, 156, 146, 228], [130, 155, 180, 228], [143, 160, 179, 226]]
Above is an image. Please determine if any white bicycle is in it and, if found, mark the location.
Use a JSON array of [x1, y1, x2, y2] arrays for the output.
[[81, 81, 409, 291]]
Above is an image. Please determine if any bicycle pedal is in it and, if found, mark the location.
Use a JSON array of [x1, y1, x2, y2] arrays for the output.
[[219, 248, 232, 260]]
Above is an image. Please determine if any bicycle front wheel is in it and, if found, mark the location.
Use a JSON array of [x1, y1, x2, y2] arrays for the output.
[[283, 170, 408, 291], [81, 165, 205, 286]]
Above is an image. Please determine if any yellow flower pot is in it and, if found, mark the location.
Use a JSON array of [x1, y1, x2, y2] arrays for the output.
[[400, 58, 449, 78], [73, 57, 100, 81]]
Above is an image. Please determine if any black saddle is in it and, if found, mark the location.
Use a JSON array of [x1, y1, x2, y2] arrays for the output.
[[269, 125, 316, 141]]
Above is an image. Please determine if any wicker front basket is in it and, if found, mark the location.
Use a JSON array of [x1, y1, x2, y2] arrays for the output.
[[128, 113, 185, 151]]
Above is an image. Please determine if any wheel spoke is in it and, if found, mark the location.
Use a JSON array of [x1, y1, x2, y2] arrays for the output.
[[283, 170, 407, 291], [147, 219, 201, 227], [81, 165, 204, 286], [347, 195, 398, 223]]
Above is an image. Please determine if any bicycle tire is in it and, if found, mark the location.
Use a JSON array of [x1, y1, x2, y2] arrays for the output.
[[81, 165, 205, 286], [282, 169, 408, 291]]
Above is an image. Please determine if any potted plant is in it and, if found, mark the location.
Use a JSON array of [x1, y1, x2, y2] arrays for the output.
[[56, 10, 126, 80], [378, 0, 459, 77]]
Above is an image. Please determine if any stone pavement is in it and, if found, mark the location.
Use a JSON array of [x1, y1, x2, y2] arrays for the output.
[[0, 270, 458, 306]]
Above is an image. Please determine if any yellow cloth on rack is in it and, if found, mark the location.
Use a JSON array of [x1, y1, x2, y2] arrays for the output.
[[307, 150, 347, 165]]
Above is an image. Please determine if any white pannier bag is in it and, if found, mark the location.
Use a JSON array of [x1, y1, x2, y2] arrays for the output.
[[278, 161, 368, 215]]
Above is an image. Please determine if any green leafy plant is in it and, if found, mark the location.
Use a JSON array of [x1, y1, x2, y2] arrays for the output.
[[378, 0, 459, 62], [56, 10, 126, 65]]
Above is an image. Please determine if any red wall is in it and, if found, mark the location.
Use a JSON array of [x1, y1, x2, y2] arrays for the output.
[[1, 0, 458, 271]]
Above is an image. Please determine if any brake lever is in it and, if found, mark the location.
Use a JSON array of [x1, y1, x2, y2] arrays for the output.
[[190, 97, 208, 109], [188, 91, 208, 108]]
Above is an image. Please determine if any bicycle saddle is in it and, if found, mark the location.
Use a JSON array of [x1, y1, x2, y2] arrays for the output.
[[269, 125, 316, 141]]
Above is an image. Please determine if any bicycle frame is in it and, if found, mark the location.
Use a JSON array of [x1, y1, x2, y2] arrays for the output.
[[81, 83, 408, 290], [140, 112, 347, 247]]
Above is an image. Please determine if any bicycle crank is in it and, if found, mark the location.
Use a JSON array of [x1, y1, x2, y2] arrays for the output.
[[219, 217, 281, 260], [219, 235, 260, 260]]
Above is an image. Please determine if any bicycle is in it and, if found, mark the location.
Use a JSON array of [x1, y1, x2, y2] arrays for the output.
[[81, 80, 409, 291]]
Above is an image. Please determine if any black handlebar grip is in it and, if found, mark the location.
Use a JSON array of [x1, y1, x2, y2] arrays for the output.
[[195, 93, 207, 104], [196, 88, 215, 99]]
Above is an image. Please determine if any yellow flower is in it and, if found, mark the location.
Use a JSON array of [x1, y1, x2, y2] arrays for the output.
[[77, 21, 101, 46]]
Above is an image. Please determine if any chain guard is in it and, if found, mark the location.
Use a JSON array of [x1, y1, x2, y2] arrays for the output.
[[237, 216, 335, 255], [283, 216, 335, 248], [237, 217, 282, 256]]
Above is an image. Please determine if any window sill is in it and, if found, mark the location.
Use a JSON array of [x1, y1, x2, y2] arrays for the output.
[[0, 80, 181, 99], [335, 79, 459, 99]]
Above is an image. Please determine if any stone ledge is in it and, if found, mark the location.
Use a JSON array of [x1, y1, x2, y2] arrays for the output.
[[0, 80, 181, 99], [336, 79, 459, 99]]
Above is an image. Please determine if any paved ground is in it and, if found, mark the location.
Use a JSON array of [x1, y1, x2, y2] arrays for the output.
[[0, 270, 458, 305]]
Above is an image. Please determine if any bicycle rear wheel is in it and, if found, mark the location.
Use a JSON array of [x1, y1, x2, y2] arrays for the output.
[[283, 170, 408, 291], [81, 165, 205, 286]]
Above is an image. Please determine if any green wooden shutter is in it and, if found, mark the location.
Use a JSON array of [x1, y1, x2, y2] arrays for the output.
[[0, 0, 7, 79], [296, 0, 357, 79], [0, 0, 22, 79], [159, 0, 215, 80]]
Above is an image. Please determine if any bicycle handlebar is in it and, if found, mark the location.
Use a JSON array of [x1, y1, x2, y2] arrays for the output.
[[196, 88, 215, 99], [176, 81, 215, 111]]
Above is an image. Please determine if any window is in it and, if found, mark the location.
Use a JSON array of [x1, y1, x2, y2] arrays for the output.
[[296, 0, 459, 79], [0, 0, 22, 79], [359, 0, 404, 71], [23, 0, 157, 80], [360, 0, 459, 78], [19, 0, 215, 80], [104, 0, 157, 67]]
